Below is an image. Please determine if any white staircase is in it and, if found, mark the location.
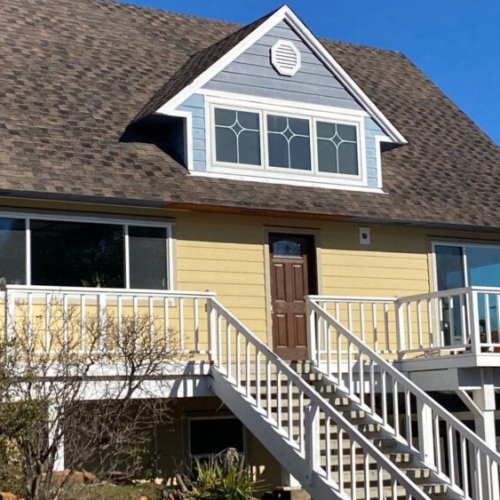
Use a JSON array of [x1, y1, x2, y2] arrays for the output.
[[206, 298, 500, 500]]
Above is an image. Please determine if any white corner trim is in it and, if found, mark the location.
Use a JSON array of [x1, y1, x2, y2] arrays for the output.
[[189, 170, 387, 193], [155, 5, 407, 145], [167, 109, 193, 170], [270, 40, 301, 76], [374, 135, 390, 189]]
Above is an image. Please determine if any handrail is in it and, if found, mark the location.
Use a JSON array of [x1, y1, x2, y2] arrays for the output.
[[5, 284, 217, 298], [308, 298, 500, 498], [310, 300, 500, 462], [208, 297, 431, 499]]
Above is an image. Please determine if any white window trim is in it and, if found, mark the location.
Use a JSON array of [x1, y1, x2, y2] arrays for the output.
[[205, 94, 368, 188], [187, 415, 247, 459], [431, 240, 500, 292], [0, 211, 174, 291]]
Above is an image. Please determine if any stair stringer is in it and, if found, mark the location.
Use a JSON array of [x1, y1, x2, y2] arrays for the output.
[[209, 367, 350, 500]]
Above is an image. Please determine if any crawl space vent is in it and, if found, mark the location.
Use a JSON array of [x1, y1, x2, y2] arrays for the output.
[[270, 40, 301, 76]]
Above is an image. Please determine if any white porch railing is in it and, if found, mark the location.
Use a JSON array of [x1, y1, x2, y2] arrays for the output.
[[397, 286, 500, 357], [307, 296, 500, 499], [312, 287, 500, 360], [3, 285, 216, 356], [207, 298, 431, 500]]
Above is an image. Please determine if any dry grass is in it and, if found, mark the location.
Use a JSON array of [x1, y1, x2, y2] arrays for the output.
[[69, 483, 163, 500]]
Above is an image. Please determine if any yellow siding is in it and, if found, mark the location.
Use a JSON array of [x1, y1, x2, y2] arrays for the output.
[[3, 198, 500, 352], [172, 211, 500, 349]]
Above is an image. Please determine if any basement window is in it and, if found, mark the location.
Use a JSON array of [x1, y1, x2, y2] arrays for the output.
[[189, 417, 245, 458]]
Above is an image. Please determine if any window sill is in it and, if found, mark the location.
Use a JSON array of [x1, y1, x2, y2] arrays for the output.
[[191, 170, 385, 193]]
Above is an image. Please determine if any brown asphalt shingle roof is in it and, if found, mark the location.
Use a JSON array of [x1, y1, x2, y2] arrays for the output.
[[1, 0, 500, 230]]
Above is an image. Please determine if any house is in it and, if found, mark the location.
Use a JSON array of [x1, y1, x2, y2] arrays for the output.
[[2, 0, 500, 498]]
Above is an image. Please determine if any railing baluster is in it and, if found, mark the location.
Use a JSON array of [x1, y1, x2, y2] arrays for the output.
[[277, 369, 282, 429], [287, 379, 293, 441], [360, 302, 365, 344], [434, 414, 442, 474], [405, 389, 412, 448], [245, 339, 250, 395], [393, 378, 399, 437], [179, 297, 184, 350], [193, 298, 199, 353], [236, 330, 241, 387], [299, 391, 304, 454], [325, 415, 331, 478], [416, 300, 423, 348], [256, 351, 261, 406], [148, 296, 154, 348], [266, 359, 271, 420], [461, 434, 469, 497], [384, 302, 390, 352], [485, 294, 492, 347], [226, 321, 231, 378], [406, 302, 412, 351], [372, 302, 378, 352], [427, 298, 433, 348], [80, 294, 86, 352], [381, 371, 388, 426]]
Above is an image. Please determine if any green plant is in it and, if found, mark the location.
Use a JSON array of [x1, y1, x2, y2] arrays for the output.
[[192, 449, 255, 500]]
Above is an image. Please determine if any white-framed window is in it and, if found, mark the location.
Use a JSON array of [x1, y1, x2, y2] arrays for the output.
[[188, 416, 245, 458], [206, 95, 366, 187], [0, 212, 174, 290]]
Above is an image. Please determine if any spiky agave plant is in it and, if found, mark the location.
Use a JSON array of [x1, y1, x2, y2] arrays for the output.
[[194, 448, 255, 500]]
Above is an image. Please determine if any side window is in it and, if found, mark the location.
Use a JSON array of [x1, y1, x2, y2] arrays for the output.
[[316, 122, 358, 175]]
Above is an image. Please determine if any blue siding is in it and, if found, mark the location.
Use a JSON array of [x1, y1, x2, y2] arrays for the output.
[[203, 21, 362, 111], [364, 117, 384, 188], [176, 94, 206, 171]]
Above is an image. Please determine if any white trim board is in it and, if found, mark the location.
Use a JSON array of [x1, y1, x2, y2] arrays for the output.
[[190, 170, 386, 193], [155, 5, 407, 145]]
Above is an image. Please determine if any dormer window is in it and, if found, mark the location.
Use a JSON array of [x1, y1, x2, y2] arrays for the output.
[[214, 108, 261, 166], [206, 95, 366, 188]]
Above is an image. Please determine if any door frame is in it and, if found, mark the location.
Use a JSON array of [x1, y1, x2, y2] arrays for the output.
[[263, 226, 323, 353]]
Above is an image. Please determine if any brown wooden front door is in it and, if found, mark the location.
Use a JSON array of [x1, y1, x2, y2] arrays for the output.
[[269, 233, 317, 360]]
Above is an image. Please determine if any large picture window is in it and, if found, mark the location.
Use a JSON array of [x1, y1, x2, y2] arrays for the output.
[[210, 104, 362, 180], [0, 215, 172, 290]]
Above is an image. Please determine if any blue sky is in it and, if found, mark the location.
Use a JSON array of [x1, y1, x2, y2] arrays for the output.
[[122, 0, 500, 145]]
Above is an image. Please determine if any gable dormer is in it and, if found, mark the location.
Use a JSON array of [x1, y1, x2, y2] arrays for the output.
[[137, 6, 406, 192]]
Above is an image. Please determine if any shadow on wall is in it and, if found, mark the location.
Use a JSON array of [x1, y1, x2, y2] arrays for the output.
[[120, 115, 187, 167]]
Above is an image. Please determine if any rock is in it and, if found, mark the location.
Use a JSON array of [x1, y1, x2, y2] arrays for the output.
[[138, 496, 149, 500], [0, 493, 18, 500], [71, 471, 85, 484], [106, 471, 134, 485], [82, 470, 97, 484]]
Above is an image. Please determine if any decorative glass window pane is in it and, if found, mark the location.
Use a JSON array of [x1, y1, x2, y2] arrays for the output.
[[129, 226, 168, 290], [31, 220, 125, 288], [272, 239, 302, 257], [214, 108, 261, 166], [317, 122, 359, 175], [267, 115, 311, 170], [0, 218, 25, 286], [189, 418, 244, 457]]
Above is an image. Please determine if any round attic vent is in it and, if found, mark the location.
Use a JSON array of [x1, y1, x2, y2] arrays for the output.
[[270, 40, 301, 76]]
